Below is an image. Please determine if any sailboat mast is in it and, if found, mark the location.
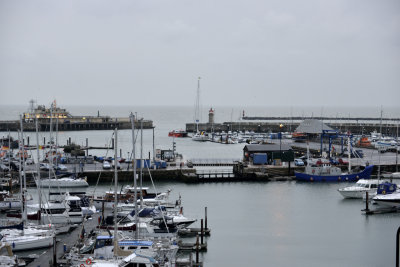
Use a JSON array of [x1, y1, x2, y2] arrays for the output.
[[396, 120, 399, 173], [378, 108, 383, 179], [195, 77, 201, 132], [48, 105, 53, 188], [130, 113, 139, 240], [347, 135, 351, 173], [19, 115, 27, 223], [113, 127, 118, 256], [35, 118, 42, 224], [18, 129, 23, 223], [140, 119, 144, 207]]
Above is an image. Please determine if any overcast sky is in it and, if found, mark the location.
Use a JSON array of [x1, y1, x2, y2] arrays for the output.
[[0, 0, 399, 108]]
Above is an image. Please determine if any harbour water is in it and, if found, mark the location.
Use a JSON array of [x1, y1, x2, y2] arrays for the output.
[[1, 104, 400, 266]]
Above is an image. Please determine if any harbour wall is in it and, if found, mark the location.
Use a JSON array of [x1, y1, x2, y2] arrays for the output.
[[186, 121, 399, 135], [0, 119, 153, 131]]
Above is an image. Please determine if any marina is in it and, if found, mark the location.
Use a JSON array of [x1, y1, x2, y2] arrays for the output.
[[1, 105, 400, 267], [1, 0, 400, 265]]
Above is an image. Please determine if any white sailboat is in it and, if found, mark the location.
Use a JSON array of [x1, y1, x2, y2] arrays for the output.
[[0, 117, 55, 252], [192, 77, 208, 142]]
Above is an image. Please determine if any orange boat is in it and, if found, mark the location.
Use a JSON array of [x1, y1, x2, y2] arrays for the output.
[[168, 129, 188, 138], [356, 137, 371, 147]]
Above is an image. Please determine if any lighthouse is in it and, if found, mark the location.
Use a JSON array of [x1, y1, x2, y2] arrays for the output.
[[208, 108, 214, 124]]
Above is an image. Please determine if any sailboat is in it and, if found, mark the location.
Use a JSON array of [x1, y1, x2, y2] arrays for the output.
[[67, 123, 178, 266], [192, 77, 208, 142], [0, 117, 55, 252], [37, 104, 88, 188]]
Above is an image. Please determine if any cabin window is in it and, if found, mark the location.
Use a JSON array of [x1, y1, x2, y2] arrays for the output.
[[371, 184, 377, 189]]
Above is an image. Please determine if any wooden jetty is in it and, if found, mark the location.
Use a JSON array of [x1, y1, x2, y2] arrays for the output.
[[178, 228, 211, 237], [30, 213, 101, 266], [362, 207, 400, 215], [178, 241, 207, 252]]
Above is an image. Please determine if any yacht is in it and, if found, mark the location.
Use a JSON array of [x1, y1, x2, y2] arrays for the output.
[[37, 176, 89, 188], [338, 179, 379, 199]]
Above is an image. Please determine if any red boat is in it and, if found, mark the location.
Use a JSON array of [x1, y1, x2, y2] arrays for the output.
[[168, 130, 188, 138]]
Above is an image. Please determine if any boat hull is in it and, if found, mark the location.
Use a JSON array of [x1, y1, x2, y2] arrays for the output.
[[295, 165, 374, 182], [2, 235, 54, 251], [338, 189, 376, 199], [36, 178, 89, 188], [373, 193, 400, 208]]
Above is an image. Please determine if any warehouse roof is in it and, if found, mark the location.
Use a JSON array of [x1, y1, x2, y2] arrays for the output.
[[295, 119, 335, 134]]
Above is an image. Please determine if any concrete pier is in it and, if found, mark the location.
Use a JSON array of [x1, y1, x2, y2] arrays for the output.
[[186, 121, 400, 136], [0, 119, 153, 132]]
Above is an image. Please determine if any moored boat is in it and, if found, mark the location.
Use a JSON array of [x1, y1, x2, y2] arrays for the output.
[[168, 130, 188, 138], [337, 179, 379, 199], [295, 161, 374, 182], [36, 176, 89, 188]]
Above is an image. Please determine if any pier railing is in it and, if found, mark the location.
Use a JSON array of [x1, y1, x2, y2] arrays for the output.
[[196, 168, 236, 180], [188, 158, 240, 166]]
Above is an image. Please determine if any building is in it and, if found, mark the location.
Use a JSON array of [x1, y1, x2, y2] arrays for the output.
[[243, 144, 294, 165]]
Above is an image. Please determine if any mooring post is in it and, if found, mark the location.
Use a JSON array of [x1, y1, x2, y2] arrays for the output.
[[205, 207, 208, 230], [69, 137, 71, 146], [201, 219, 204, 245], [101, 201, 105, 223], [365, 192, 369, 212], [196, 235, 199, 264], [86, 138, 89, 156], [52, 235, 57, 266], [43, 137, 46, 147], [396, 226, 400, 267]]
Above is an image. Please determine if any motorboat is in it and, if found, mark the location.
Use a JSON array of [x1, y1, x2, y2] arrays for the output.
[[118, 206, 196, 229], [192, 132, 209, 142], [372, 183, 400, 208], [36, 176, 89, 188], [91, 186, 159, 210], [27, 200, 84, 224], [168, 129, 188, 138], [49, 191, 96, 216], [66, 233, 178, 266], [0, 191, 23, 211], [337, 179, 380, 199]]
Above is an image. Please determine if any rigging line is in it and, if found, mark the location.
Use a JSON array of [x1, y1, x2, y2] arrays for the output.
[[93, 131, 115, 197], [75, 130, 115, 244], [145, 164, 171, 234]]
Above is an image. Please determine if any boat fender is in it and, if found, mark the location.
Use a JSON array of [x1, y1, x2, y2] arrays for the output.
[[86, 258, 92, 265], [80, 264, 85, 267], [310, 177, 313, 182], [382, 190, 386, 195], [312, 169, 315, 174]]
